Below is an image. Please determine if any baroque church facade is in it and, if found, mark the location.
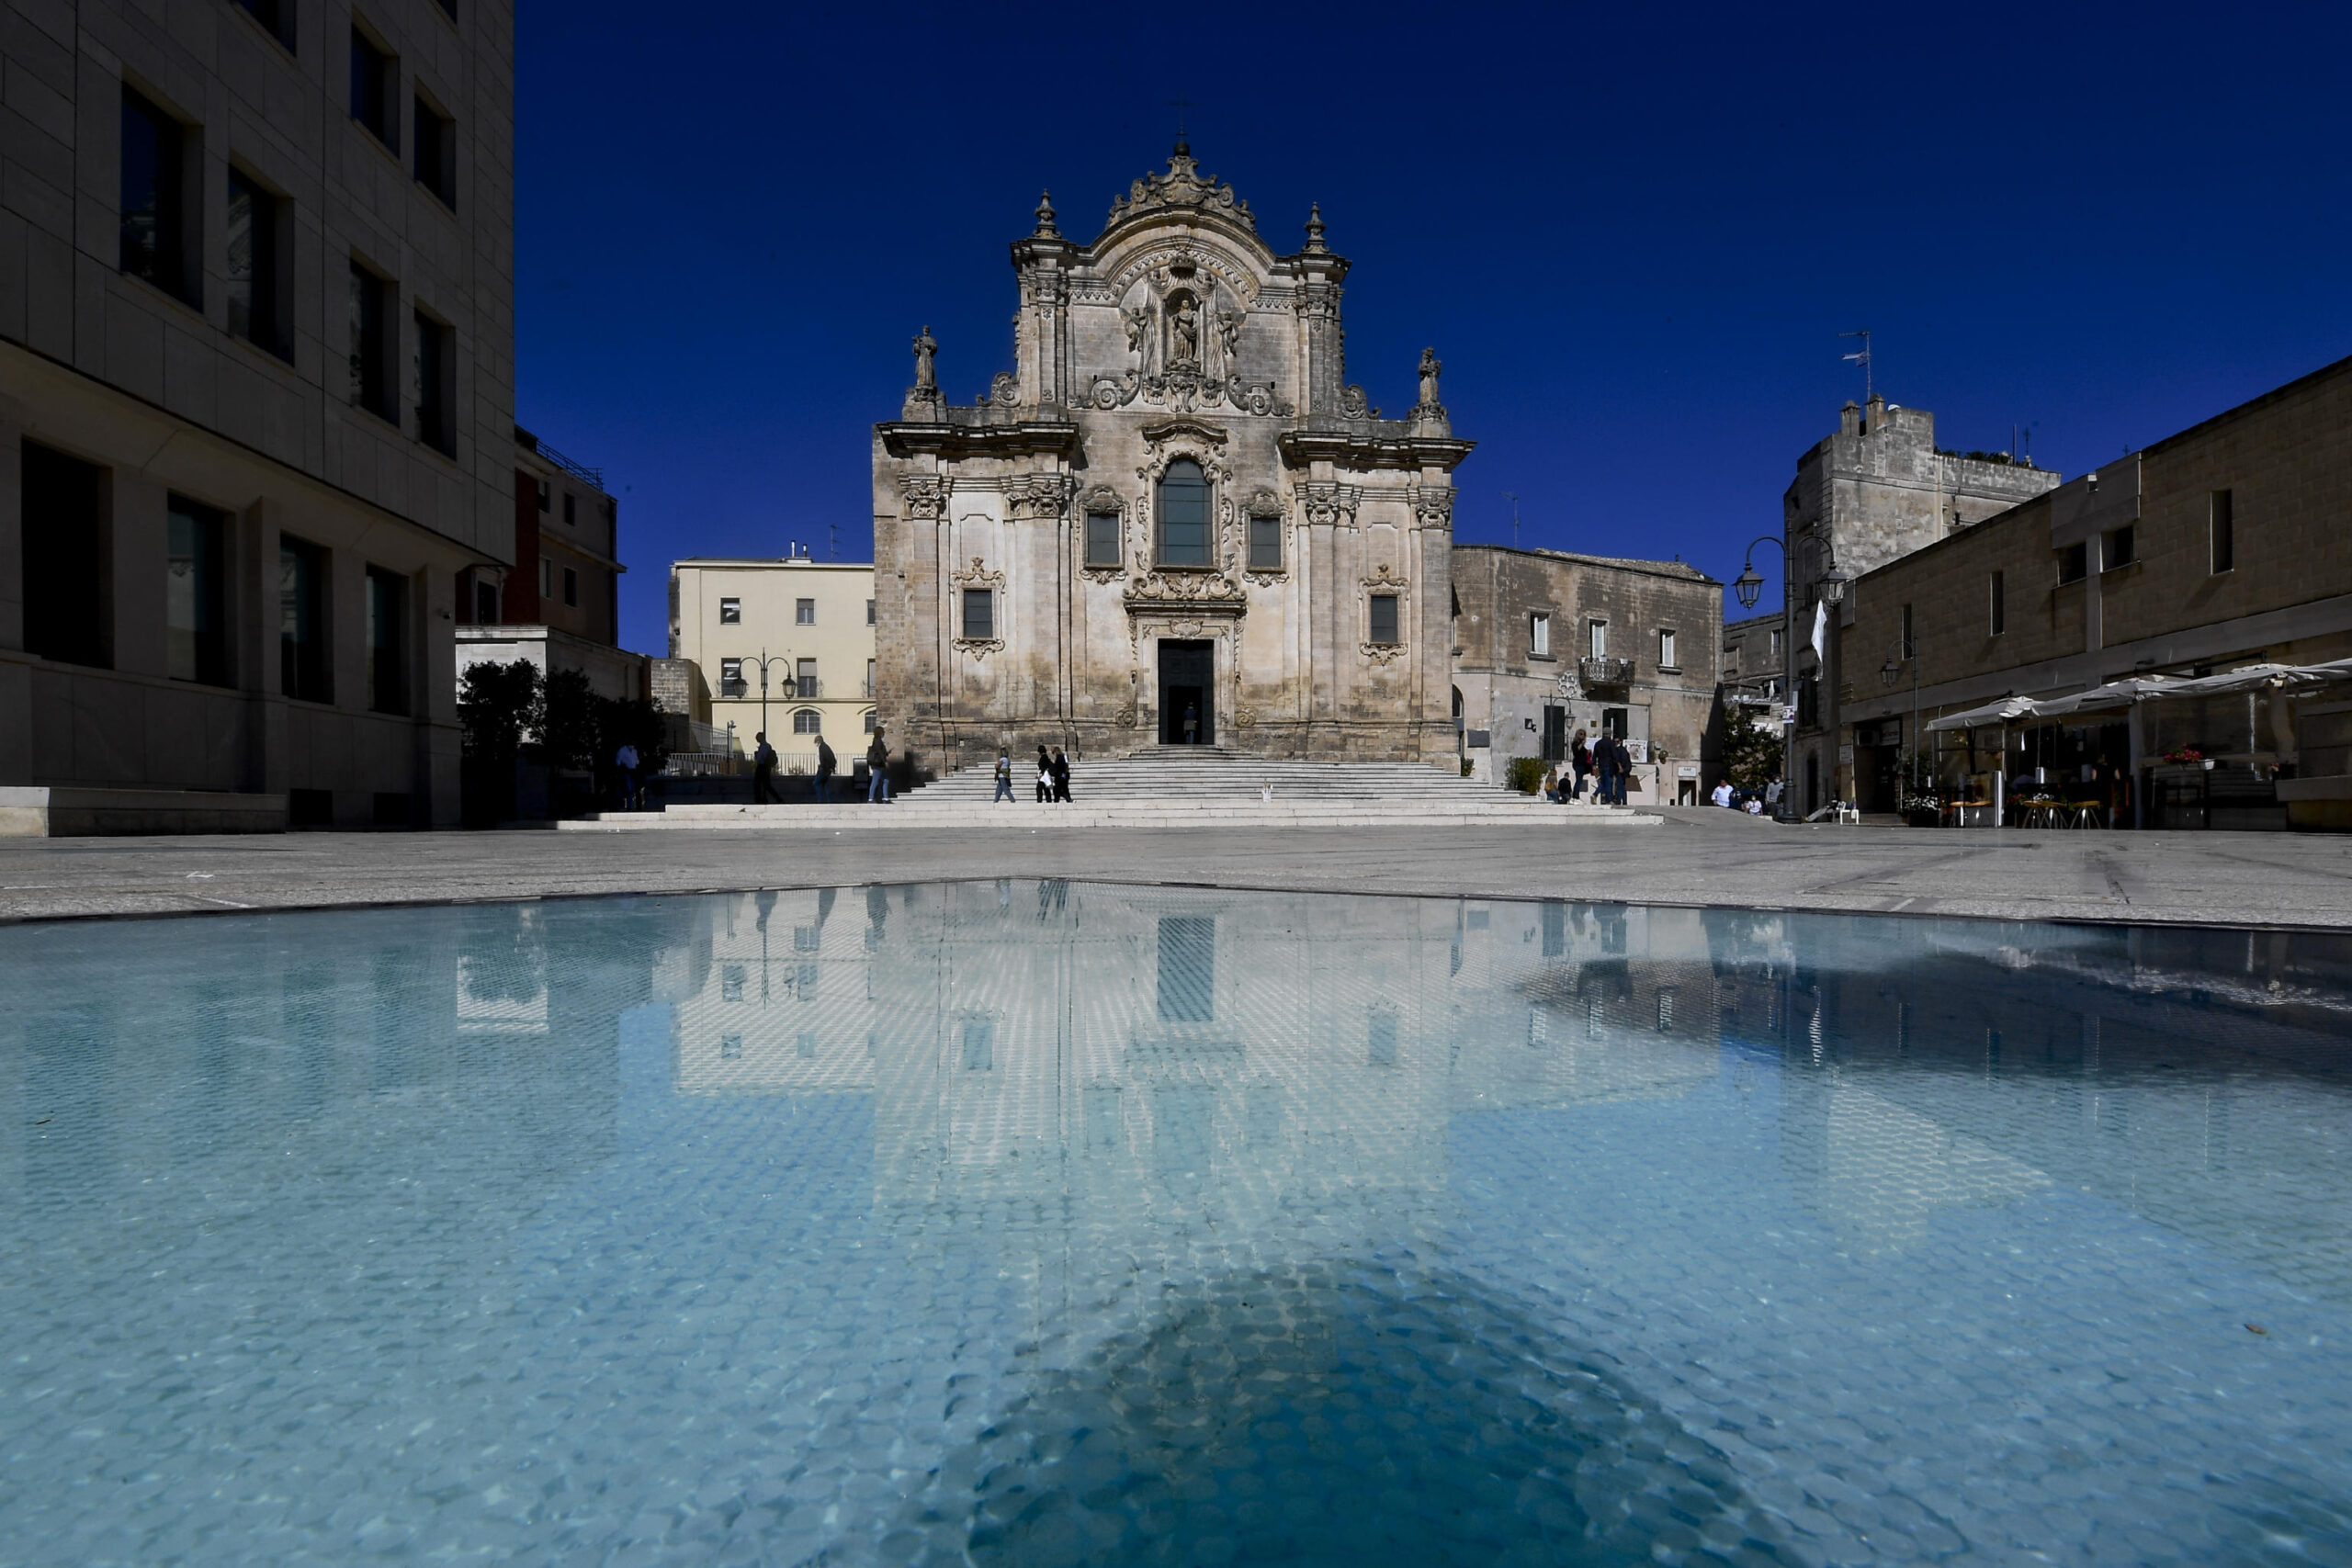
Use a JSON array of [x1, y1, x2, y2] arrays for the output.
[[871, 143, 1472, 774]]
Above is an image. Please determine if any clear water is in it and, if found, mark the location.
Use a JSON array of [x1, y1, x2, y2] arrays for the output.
[[4, 886, 2351, 1567]]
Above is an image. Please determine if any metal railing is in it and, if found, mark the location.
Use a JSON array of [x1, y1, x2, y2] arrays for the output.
[[1578, 655, 1637, 686]]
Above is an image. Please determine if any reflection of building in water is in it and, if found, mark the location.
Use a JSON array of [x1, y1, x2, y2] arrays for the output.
[[669, 888, 875, 1096], [1778, 1076, 2049, 1249]]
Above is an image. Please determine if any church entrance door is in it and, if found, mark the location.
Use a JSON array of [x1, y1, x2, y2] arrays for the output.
[[1158, 640, 1214, 745]]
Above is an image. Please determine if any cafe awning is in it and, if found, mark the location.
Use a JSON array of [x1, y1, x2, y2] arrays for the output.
[[1926, 660, 2352, 731]]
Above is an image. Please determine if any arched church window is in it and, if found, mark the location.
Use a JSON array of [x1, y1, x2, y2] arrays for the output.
[[1158, 458, 1210, 568]]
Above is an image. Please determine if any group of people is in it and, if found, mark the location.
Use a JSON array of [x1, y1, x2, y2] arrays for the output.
[[1545, 728, 1637, 806], [1710, 777, 1781, 816], [747, 727, 895, 805], [996, 746, 1074, 803]]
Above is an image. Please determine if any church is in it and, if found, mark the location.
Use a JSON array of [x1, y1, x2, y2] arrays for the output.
[[871, 142, 1472, 776]]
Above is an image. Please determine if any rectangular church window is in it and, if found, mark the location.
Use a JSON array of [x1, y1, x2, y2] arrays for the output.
[[1249, 515, 1281, 570], [1157, 458, 1210, 567], [962, 588, 994, 640], [1085, 510, 1121, 568], [1368, 592, 1399, 645]]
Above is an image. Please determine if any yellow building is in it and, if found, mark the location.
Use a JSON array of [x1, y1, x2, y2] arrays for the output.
[[668, 556, 876, 771]]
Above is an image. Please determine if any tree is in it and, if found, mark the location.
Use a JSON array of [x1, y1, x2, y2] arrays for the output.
[[1722, 716, 1782, 792], [539, 668, 598, 772], [459, 660, 541, 760]]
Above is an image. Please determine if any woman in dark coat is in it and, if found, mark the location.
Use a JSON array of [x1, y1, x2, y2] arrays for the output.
[[1036, 746, 1053, 804], [1050, 747, 1072, 804]]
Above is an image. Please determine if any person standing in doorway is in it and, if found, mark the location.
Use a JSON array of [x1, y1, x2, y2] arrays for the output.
[[1036, 745, 1053, 803], [752, 732, 781, 805], [865, 728, 891, 803], [1051, 747, 1072, 804], [993, 750, 1015, 803], [812, 731, 836, 803], [1570, 729, 1592, 801], [1182, 702, 1199, 745]]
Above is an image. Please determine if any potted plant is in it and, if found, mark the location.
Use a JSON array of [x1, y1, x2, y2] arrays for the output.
[[1900, 791, 1942, 828]]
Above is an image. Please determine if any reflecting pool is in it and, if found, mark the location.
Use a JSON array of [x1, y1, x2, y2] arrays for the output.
[[4, 886, 2351, 1565]]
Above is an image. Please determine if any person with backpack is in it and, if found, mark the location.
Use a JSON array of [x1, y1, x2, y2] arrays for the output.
[[992, 750, 1014, 803], [865, 728, 890, 803], [752, 731, 781, 805], [812, 732, 837, 803]]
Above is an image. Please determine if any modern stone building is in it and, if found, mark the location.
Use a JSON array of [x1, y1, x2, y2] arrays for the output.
[[670, 553, 876, 772], [871, 143, 1469, 776], [1, 0, 517, 833], [1785, 395, 2062, 812], [1839, 353, 2352, 823], [1450, 545, 1722, 803]]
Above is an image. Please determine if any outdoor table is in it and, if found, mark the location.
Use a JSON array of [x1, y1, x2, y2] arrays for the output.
[[2018, 799, 2064, 829], [1942, 799, 1996, 828], [2067, 801, 2106, 829]]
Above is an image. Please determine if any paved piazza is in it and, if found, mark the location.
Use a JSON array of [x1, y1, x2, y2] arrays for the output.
[[5, 813, 2351, 927]]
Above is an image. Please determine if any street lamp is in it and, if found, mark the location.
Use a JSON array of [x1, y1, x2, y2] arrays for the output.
[[1735, 535, 1797, 820], [744, 649, 793, 750]]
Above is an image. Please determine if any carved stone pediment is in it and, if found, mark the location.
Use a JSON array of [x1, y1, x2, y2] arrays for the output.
[[1138, 416, 1229, 447], [1102, 141, 1257, 237], [1124, 569, 1246, 616], [1005, 473, 1074, 521]]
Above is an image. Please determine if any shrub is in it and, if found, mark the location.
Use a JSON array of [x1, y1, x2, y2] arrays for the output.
[[1505, 756, 1546, 795]]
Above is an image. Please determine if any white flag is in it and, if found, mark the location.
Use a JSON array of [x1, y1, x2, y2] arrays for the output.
[[1810, 599, 1828, 663]]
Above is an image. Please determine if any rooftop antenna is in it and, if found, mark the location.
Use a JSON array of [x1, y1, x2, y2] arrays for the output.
[[1839, 328, 1872, 403], [829, 523, 839, 562], [1502, 491, 1521, 550]]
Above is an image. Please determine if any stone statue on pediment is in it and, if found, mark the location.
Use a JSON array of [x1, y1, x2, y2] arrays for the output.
[[1418, 347, 1442, 407], [912, 325, 938, 392], [1170, 296, 1200, 367], [1124, 304, 1159, 377]]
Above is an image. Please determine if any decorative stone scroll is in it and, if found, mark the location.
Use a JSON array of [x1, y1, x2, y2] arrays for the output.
[[1005, 472, 1074, 522], [1407, 482, 1455, 532], [1295, 480, 1363, 532], [899, 475, 951, 522]]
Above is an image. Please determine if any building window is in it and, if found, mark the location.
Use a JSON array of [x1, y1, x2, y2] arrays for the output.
[[413, 309, 453, 454], [366, 567, 408, 715], [22, 442, 109, 670], [1248, 515, 1282, 570], [865, 658, 876, 698], [1899, 604, 1915, 660], [225, 169, 284, 357], [1156, 457, 1210, 567], [166, 496, 230, 686], [962, 1018, 994, 1073], [560, 493, 575, 526], [120, 87, 192, 303], [1588, 620, 1609, 658], [413, 95, 456, 209], [719, 658, 742, 691], [536, 478, 550, 513], [350, 27, 397, 149], [1989, 570, 2006, 636], [865, 598, 876, 626], [1367, 1009, 1398, 1068], [963, 588, 995, 640], [718, 596, 741, 624], [1530, 613, 1550, 658], [537, 558, 552, 598], [561, 566, 578, 607], [2211, 490, 2234, 574], [1368, 592, 1400, 646], [792, 708, 821, 735], [1769, 627, 1782, 660], [349, 262, 393, 419], [2056, 541, 2087, 584], [795, 658, 816, 698], [2101, 525, 2135, 572], [796, 597, 816, 626], [280, 536, 330, 701], [1657, 627, 1678, 670], [1085, 509, 1122, 568], [235, 0, 295, 50], [862, 710, 876, 733], [473, 576, 498, 623]]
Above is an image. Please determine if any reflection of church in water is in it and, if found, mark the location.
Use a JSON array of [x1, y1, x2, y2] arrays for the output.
[[873, 142, 1472, 773]]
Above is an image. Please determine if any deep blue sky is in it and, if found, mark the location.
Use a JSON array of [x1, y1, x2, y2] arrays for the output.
[[514, 4, 2352, 656]]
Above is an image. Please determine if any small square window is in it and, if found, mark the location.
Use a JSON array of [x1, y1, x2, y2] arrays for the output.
[[1368, 592, 1399, 646], [1657, 627, 1678, 669], [718, 596, 741, 625], [2056, 541, 2087, 585], [719, 658, 742, 687], [2101, 525, 2135, 572], [963, 588, 995, 640], [1248, 515, 1282, 571], [795, 659, 815, 697], [1530, 613, 1551, 658], [865, 598, 876, 626], [1588, 620, 1609, 659], [796, 597, 815, 626], [863, 710, 876, 733]]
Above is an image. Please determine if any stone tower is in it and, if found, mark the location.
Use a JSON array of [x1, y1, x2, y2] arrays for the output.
[[871, 143, 1473, 777]]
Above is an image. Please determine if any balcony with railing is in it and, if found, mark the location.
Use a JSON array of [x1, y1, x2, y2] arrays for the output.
[[1578, 655, 1636, 688]]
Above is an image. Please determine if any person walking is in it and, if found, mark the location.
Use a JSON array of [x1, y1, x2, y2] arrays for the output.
[[752, 732, 781, 805], [614, 740, 641, 811], [1051, 747, 1072, 804], [1595, 732, 1622, 806], [865, 728, 891, 803], [1035, 745, 1053, 804], [992, 750, 1015, 803], [812, 732, 837, 803], [1182, 702, 1199, 745], [1570, 729, 1592, 800]]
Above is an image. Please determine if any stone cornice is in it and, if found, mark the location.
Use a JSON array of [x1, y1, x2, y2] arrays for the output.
[[877, 420, 1080, 461], [1279, 427, 1476, 472]]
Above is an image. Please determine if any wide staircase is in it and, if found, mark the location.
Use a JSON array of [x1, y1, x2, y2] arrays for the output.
[[568, 746, 1656, 830]]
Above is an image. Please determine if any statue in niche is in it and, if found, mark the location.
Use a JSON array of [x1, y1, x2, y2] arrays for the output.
[[911, 325, 938, 391], [1124, 303, 1159, 377], [1170, 294, 1200, 367], [1218, 310, 1241, 369], [1418, 346, 1442, 407]]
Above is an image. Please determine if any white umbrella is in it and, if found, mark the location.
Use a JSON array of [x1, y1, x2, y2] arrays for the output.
[[1924, 694, 2041, 733]]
